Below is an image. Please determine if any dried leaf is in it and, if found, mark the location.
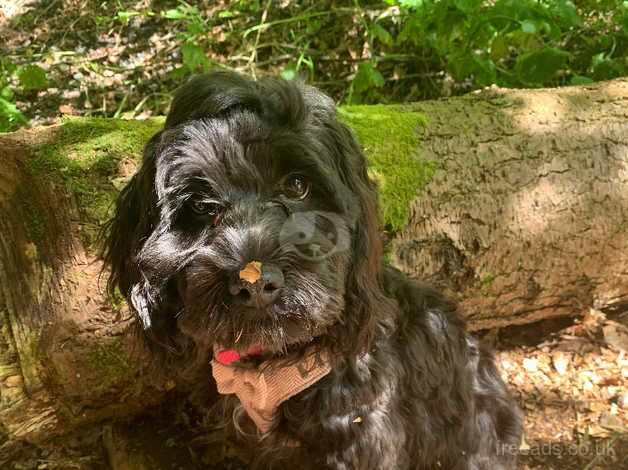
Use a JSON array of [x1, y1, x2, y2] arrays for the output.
[[552, 352, 570, 375], [240, 261, 262, 283]]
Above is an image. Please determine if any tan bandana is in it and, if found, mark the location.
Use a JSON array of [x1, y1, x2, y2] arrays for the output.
[[211, 348, 331, 435]]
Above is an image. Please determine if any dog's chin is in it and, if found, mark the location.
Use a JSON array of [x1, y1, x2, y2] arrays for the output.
[[180, 300, 338, 356]]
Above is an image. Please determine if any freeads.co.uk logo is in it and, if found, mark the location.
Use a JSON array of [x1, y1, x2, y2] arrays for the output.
[[279, 211, 350, 261]]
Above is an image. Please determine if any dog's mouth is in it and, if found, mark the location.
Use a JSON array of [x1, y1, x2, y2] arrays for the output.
[[213, 339, 321, 368]]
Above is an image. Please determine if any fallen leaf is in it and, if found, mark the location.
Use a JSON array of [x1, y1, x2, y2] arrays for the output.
[[552, 352, 570, 375], [240, 261, 262, 283], [523, 357, 538, 372], [58, 104, 73, 114], [603, 323, 628, 351], [599, 412, 624, 431]]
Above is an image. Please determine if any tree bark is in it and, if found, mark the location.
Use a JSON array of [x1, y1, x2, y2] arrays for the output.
[[390, 78, 628, 330], [0, 78, 626, 451]]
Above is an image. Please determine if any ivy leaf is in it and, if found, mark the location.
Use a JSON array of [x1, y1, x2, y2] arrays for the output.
[[515, 47, 571, 85], [550, 0, 582, 28], [352, 61, 385, 93], [371, 24, 393, 45], [17, 65, 48, 90]]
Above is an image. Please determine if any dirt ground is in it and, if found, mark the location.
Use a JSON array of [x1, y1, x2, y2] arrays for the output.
[[484, 310, 628, 470]]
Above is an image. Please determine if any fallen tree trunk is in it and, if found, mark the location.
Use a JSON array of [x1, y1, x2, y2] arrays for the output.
[[0, 78, 626, 452], [388, 78, 628, 330]]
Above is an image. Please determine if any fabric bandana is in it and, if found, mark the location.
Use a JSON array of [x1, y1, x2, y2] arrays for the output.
[[211, 347, 331, 435]]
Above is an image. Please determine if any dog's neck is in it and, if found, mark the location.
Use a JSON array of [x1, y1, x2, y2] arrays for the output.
[[211, 347, 331, 435]]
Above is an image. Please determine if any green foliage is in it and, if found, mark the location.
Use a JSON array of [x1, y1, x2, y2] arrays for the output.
[[3, 1, 627, 133], [391, 0, 627, 88], [1, 59, 49, 132], [0, 59, 27, 132], [162, 3, 212, 75]]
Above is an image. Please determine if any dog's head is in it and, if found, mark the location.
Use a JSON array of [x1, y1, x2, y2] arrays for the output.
[[102, 71, 394, 368]]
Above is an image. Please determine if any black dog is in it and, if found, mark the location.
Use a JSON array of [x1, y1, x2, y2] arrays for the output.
[[103, 71, 522, 469]]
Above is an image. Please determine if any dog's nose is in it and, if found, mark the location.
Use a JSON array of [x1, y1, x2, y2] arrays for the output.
[[229, 262, 284, 308]]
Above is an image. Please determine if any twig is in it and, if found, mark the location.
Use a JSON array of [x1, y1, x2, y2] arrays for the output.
[[246, 0, 273, 79]]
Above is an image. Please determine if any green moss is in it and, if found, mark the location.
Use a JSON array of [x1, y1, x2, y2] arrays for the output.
[[25, 110, 429, 240], [26, 117, 163, 249], [85, 339, 131, 392], [339, 105, 434, 232], [481, 275, 495, 287]]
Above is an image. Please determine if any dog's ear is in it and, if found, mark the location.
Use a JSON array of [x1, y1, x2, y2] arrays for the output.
[[101, 132, 162, 329], [306, 94, 396, 354], [337, 123, 396, 353]]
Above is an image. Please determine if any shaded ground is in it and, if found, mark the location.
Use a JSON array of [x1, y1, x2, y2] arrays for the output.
[[3, 309, 626, 469], [483, 310, 628, 469]]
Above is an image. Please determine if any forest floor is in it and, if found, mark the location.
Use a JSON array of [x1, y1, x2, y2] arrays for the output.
[[483, 310, 628, 470]]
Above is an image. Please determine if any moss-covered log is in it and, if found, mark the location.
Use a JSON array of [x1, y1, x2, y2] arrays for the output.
[[390, 78, 628, 330], [0, 78, 626, 455]]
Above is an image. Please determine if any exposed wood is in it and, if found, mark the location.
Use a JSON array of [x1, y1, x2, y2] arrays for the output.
[[391, 78, 628, 330]]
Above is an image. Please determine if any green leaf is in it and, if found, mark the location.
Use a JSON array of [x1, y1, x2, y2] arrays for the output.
[[116, 11, 140, 25], [454, 0, 481, 13], [515, 47, 571, 84], [163, 9, 188, 20], [371, 24, 393, 45], [352, 61, 385, 93], [589, 54, 624, 81], [181, 43, 211, 72], [570, 75, 593, 85], [520, 20, 537, 34], [218, 10, 236, 19], [280, 65, 297, 81], [490, 35, 508, 61], [397, 15, 424, 45], [1, 86, 14, 100], [17, 65, 48, 90], [550, 0, 582, 28], [0, 96, 28, 131], [398, 0, 424, 9]]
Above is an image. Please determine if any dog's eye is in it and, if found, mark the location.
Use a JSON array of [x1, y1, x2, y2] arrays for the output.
[[283, 176, 311, 200], [190, 200, 223, 224]]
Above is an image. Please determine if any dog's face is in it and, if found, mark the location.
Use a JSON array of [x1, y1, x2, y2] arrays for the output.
[[104, 72, 391, 363]]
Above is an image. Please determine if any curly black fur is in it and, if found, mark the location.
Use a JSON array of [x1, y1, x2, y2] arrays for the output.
[[102, 71, 523, 469]]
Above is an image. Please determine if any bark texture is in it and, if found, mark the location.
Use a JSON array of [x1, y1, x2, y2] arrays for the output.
[[0, 79, 626, 453], [0, 127, 164, 452], [391, 78, 628, 330]]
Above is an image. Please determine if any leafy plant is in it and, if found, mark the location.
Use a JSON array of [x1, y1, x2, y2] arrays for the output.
[[1, 59, 48, 132], [390, 0, 627, 89], [162, 3, 213, 76]]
